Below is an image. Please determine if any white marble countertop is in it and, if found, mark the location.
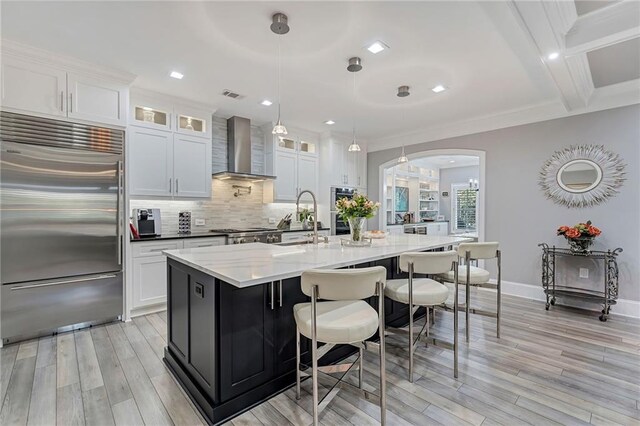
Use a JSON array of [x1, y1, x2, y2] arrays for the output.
[[163, 234, 471, 288]]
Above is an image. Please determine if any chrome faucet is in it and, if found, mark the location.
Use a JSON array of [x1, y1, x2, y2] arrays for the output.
[[296, 190, 318, 244]]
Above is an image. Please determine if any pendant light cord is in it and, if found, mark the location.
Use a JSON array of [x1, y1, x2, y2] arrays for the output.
[[352, 71, 356, 142], [277, 35, 282, 122]]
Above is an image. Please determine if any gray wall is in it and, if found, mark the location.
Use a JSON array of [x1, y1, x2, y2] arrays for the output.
[[368, 105, 640, 301], [439, 165, 480, 224]]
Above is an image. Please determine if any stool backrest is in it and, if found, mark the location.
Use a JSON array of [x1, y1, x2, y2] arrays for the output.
[[301, 266, 386, 301], [399, 251, 458, 274], [457, 242, 499, 259]]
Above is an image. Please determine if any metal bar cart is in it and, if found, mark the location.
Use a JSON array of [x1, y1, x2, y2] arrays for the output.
[[539, 243, 623, 321]]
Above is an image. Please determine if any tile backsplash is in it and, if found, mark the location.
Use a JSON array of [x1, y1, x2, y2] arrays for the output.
[[130, 179, 301, 234]]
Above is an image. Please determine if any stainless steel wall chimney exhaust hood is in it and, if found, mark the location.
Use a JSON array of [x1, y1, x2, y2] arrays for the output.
[[212, 116, 276, 181]]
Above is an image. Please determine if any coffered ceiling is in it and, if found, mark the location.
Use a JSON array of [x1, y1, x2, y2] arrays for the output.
[[1, 1, 638, 151]]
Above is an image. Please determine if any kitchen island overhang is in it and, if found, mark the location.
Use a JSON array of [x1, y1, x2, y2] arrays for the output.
[[162, 235, 470, 425]]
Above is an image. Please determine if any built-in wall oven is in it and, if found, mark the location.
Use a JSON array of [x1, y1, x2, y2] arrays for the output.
[[330, 187, 356, 235]]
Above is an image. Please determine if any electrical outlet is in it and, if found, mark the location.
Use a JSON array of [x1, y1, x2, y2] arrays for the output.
[[268, 217, 276, 224], [195, 218, 205, 226], [579, 268, 589, 279]]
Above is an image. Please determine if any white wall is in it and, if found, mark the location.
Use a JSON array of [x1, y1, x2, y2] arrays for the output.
[[368, 105, 640, 303]]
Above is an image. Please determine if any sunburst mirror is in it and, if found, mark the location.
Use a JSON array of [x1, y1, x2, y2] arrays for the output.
[[539, 145, 626, 208]]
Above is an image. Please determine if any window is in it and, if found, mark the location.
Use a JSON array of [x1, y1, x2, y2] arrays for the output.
[[451, 183, 477, 233]]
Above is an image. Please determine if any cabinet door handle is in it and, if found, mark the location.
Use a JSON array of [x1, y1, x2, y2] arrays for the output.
[[69, 93, 73, 113], [60, 91, 64, 111], [176, 178, 179, 194], [279, 280, 283, 308], [169, 179, 172, 193], [270, 282, 275, 310]]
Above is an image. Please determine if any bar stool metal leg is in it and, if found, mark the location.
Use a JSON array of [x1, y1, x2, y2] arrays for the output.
[[358, 347, 364, 389], [408, 262, 414, 383], [311, 285, 319, 426], [296, 328, 301, 399], [454, 261, 459, 378], [465, 251, 471, 342], [377, 281, 387, 426], [497, 250, 502, 339]]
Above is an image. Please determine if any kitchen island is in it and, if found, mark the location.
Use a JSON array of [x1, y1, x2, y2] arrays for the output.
[[163, 234, 469, 425]]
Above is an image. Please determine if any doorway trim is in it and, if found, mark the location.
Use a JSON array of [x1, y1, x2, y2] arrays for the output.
[[378, 148, 486, 243]]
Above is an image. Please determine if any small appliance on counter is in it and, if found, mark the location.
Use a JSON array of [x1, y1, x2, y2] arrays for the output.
[[132, 208, 162, 237], [178, 211, 191, 234]]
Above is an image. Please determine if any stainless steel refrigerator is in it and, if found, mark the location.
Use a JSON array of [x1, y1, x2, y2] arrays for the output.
[[0, 112, 124, 344]]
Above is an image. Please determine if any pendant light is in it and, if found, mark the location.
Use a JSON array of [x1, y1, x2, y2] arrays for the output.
[[397, 85, 410, 163], [398, 146, 409, 163], [271, 13, 289, 135], [347, 57, 362, 152]]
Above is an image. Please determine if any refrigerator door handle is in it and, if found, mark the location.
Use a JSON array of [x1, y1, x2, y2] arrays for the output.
[[116, 160, 123, 266], [11, 274, 118, 291]]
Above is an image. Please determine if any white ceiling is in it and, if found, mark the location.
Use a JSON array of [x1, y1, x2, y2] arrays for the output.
[[1, 1, 638, 150]]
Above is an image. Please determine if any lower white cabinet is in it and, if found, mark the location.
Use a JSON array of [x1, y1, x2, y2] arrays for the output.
[[427, 222, 449, 236], [130, 237, 225, 311], [280, 230, 329, 243]]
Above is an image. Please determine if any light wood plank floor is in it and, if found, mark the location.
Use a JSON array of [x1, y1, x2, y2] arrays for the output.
[[1, 291, 639, 426]]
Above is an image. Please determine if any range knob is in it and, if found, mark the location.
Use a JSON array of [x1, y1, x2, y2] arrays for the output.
[[254, 236, 260, 242], [239, 238, 246, 244], [232, 239, 239, 244], [266, 235, 273, 243]]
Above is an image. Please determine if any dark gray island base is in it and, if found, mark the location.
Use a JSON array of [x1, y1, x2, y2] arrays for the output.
[[163, 255, 420, 425]]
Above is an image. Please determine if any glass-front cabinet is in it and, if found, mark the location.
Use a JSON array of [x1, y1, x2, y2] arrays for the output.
[[133, 106, 170, 129], [177, 114, 207, 136]]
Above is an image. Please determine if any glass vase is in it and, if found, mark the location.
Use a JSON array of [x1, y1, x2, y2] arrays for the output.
[[567, 236, 594, 254], [348, 217, 366, 242]]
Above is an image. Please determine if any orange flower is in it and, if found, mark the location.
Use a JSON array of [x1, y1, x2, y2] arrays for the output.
[[558, 226, 569, 233], [565, 228, 581, 239], [587, 225, 601, 236]]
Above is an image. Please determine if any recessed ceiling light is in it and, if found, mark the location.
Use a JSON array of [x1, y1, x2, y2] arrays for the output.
[[367, 41, 388, 54], [449, 160, 455, 163], [432, 85, 446, 93], [324, 120, 335, 125], [547, 52, 560, 60], [170, 71, 184, 79], [260, 100, 273, 106]]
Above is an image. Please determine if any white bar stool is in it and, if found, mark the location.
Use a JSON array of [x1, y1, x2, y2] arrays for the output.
[[440, 242, 501, 341], [294, 266, 387, 425], [384, 251, 459, 380]]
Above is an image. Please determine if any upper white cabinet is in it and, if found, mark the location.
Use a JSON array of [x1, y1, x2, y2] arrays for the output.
[[1, 58, 67, 118], [1, 55, 129, 127], [128, 89, 214, 199], [320, 134, 367, 191], [265, 127, 319, 202], [67, 73, 127, 126], [129, 127, 173, 197], [173, 134, 212, 198]]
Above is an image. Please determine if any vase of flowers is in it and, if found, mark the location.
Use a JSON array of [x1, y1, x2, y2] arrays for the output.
[[557, 220, 601, 254], [335, 193, 380, 242]]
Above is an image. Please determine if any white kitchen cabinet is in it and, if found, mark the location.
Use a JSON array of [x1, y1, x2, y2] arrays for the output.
[[265, 128, 318, 203], [1, 56, 127, 126], [129, 127, 173, 197], [427, 222, 449, 236], [67, 73, 127, 126], [1, 58, 67, 118], [320, 135, 366, 189], [173, 134, 212, 198], [131, 240, 183, 310], [281, 230, 329, 243], [183, 237, 226, 248], [273, 150, 299, 201], [297, 154, 318, 196]]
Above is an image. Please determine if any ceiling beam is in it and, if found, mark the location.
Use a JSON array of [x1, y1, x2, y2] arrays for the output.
[[565, 0, 640, 56], [508, 0, 592, 110]]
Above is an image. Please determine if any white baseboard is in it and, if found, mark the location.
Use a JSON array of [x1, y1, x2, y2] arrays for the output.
[[490, 279, 640, 319], [130, 303, 167, 318]]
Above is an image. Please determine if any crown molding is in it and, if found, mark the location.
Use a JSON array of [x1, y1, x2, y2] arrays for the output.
[[1, 39, 137, 85]]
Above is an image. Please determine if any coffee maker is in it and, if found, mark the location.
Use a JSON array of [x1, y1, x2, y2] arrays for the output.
[[132, 209, 162, 237]]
